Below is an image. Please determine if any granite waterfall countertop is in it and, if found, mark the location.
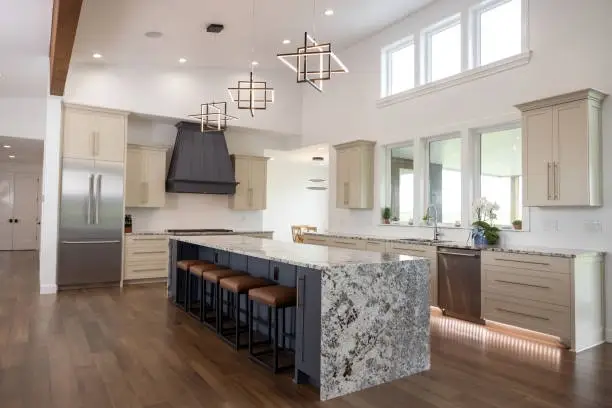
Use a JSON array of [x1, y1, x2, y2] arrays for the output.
[[171, 235, 426, 270], [303, 232, 602, 258]]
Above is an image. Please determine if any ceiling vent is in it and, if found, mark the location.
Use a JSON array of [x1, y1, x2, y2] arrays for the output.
[[206, 24, 224, 34]]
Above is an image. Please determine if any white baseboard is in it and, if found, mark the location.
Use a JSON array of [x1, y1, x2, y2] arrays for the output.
[[606, 329, 612, 343], [40, 284, 58, 295]]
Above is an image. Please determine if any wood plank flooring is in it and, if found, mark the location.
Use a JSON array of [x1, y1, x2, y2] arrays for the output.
[[1, 251, 611, 407]]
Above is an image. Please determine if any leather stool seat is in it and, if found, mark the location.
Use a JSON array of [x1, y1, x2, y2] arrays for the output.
[[189, 263, 228, 276], [220, 276, 275, 293], [177, 260, 210, 271], [248, 286, 296, 307], [200, 268, 245, 282]]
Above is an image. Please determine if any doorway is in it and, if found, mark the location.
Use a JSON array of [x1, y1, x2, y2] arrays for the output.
[[0, 136, 43, 251]]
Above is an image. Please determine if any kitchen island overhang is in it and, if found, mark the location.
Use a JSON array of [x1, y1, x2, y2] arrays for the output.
[[168, 235, 430, 401]]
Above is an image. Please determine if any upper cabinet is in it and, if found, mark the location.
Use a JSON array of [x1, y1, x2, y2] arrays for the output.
[[334, 140, 375, 209], [125, 145, 167, 208], [516, 89, 607, 207], [63, 104, 128, 162], [229, 155, 269, 211]]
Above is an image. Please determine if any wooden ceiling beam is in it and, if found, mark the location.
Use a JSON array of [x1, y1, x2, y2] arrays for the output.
[[49, 0, 84, 96]]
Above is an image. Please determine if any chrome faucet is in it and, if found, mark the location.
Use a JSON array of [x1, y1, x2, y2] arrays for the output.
[[427, 204, 443, 242]]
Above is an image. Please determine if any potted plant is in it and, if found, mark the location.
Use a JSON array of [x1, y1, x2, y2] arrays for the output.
[[472, 198, 501, 245], [382, 207, 392, 224], [422, 211, 431, 226], [512, 219, 522, 230]]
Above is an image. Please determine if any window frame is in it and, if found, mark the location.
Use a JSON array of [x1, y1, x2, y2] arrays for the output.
[[385, 141, 417, 223], [381, 36, 416, 98], [421, 13, 462, 84], [472, 121, 529, 229], [469, 0, 528, 69], [424, 132, 463, 226]]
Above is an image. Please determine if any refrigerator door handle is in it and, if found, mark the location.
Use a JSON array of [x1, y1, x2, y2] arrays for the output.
[[95, 174, 102, 224], [62, 240, 121, 244], [87, 174, 95, 224]]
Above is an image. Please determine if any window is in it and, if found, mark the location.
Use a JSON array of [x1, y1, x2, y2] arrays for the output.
[[428, 137, 461, 224], [389, 145, 415, 221], [479, 127, 522, 226], [473, 0, 523, 66], [382, 39, 415, 97], [424, 16, 462, 83]]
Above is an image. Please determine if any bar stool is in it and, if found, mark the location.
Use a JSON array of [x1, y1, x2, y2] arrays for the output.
[[186, 263, 230, 320], [175, 260, 211, 309], [218, 275, 276, 350], [193, 266, 246, 331], [248, 285, 297, 373]]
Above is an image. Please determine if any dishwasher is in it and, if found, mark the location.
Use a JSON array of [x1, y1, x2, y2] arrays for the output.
[[437, 247, 484, 324]]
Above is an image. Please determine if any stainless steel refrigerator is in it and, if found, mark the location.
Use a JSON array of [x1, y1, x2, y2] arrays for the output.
[[58, 158, 124, 287]]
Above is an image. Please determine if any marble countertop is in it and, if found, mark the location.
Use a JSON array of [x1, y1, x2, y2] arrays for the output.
[[126, 230, 273, 236], [303, 232, 602, 258], [171, 235, 425, 270]]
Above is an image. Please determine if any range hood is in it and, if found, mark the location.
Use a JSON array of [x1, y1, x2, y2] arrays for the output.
[[166, 121, 237, 194]]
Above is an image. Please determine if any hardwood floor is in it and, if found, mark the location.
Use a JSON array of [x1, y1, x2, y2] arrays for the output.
[[0, 251, 611, 408]]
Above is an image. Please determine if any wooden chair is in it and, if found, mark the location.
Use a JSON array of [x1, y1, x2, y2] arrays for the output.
[[291, 225, 318, 243]]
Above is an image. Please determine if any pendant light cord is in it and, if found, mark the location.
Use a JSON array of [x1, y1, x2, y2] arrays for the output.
[[251, 0, 256, 72], [312, 0, 317, 36]]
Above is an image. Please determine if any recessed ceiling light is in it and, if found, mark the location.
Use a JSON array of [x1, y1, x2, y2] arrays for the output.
[[92, 53, 102, 59], [3, 145, 10, 149], [282, 39, 291, 44], [179, 58, 187, 64], [324, 9, 334, 16], [8, 155, 15, 159], [269, 157, 275, 161], [251, 61, 259, 66], [145, 31, 163, 39], [317, 147, 325, 151]]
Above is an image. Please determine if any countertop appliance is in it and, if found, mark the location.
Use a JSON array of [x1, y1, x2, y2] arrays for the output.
[[166, 229, 233, 235], [58, 159, 124, 288], [437, 246, 483, 324]]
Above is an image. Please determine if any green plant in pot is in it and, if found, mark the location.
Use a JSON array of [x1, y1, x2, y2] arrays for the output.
[[472, 198, 501, 245], [382, 207, 392, 224], [512, 219, 522, 230]]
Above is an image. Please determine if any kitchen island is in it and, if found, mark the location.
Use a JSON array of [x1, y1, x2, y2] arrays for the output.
[[168, 235, 430, 401]]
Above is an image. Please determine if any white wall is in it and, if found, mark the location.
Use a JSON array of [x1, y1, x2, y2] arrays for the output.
[[65, 63, 303, 136], [0, 97, 47, 140], [263, 158, 329, 242], [126, 116, 301, 232], [301, 0, 612, 341]]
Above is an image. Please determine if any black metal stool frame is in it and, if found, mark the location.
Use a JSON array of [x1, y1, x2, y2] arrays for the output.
[[248, 300, 295, 373]]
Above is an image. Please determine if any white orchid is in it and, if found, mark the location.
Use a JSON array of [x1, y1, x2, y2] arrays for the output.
[[472, 197, 499, 224]]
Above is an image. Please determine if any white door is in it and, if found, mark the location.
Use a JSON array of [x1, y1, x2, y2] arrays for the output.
[[12, 174, 39, 250], [250, 159, 267, 210], [95, 113, 126, 162], [523, 107, 554, 206], [63, 108, 96, 160], [0, 173, 14, 250]]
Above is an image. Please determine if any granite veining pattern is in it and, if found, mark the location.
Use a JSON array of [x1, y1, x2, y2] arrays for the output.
[[320, 257, 430, 400], [304, 232, 601, 258]]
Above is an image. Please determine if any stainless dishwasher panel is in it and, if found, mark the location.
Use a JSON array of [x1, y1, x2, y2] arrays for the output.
[[437, 247, 483, 324]]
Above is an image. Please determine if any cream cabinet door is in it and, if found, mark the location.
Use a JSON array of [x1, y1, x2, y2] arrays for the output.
[[249, 159, 268, 210], [230, 157, 251, 210], [95, 113, 126, 162], [144, 149, 167, 207], [336, 149, 350, 208], [554, 100, 589, 206], [523, 107, 554, 207], [125, 149, 144, 207], [347, 147, 362, 208], [63, 109, 96, 160]]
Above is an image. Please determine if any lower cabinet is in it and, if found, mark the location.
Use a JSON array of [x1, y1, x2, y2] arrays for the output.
[[124, 235, 169, 281], [295, 267, 321, 387]]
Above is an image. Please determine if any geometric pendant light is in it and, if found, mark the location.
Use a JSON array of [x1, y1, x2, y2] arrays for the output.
[[189, 102, 237, 133]]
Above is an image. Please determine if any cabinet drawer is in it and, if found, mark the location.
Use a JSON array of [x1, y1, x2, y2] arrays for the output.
[[125, 254, 168, 268], [483, 265, 570, 307], [483, 294, 570, 339], [328, 238, 366, 250], [124, 264, 167, 280], [365, 240, 386, 252], [126, 240, 168, 254], [303, 236, 328, 246], [482, 251, 571, 274], [385, 242, 435, 259]]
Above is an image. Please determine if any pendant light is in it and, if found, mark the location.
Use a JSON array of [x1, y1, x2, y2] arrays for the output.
[[276, 0, 348, 92], [227, 0, 274, 116], [189, 102, 237, 133]]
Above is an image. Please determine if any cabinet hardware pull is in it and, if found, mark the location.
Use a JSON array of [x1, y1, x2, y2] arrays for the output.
[[439, 251, 479, 258], [343, 182, 349, 205], [132, 238, 166, 241], [392, 246, 426, 253], [62, 240, 121, 244], [94, 132, 100, 156], [87, 174, 94, 224], [133, 250, 167, 255], [554, 162, 560, 200], [95, 174, 102, 225], [547, 162, 552, 200], [494, 279, 550, 289], [495, 307, 550, 321], [132, 268, 165, 273], [494, 258, 550, 266], [334, 241, 355, 245]]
